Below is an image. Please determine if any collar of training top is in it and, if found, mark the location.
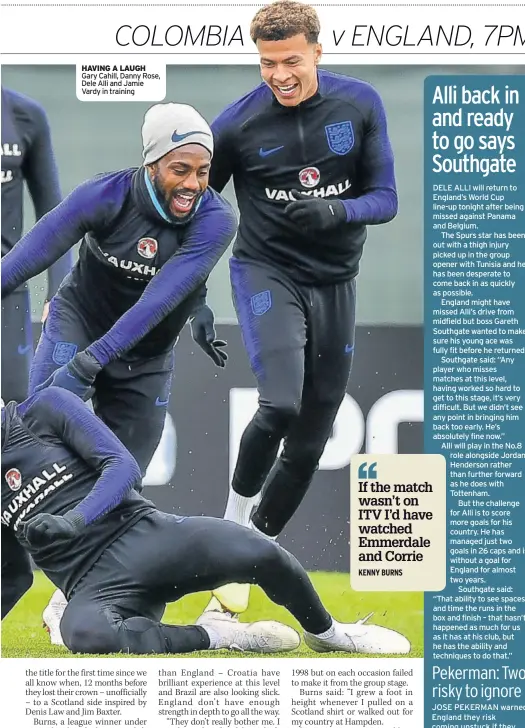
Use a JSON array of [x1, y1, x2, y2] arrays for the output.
[[131, 167, 204, 227]]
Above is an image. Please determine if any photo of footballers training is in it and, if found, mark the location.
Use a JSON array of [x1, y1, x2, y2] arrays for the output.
[[2, 0, 517, 659]]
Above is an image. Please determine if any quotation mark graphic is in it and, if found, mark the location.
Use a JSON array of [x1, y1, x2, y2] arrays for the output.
[[358, 462, 377, 479]]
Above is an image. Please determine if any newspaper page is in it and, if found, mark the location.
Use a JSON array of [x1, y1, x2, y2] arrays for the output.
[[0, 1, 523, 728]]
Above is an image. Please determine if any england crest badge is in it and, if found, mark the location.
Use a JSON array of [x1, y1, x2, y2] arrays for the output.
[[251, 290, 272, 316], [325, 121, 354, 156]]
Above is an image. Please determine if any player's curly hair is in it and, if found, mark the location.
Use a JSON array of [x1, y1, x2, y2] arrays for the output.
[[250, 1, 321, 44]]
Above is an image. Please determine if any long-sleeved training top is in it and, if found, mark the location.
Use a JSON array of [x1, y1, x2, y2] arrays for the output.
[[1, 387, 153, 611], [1, 87, 71, 298], [209, 69, 398, 285], [1, 167, 237, 364]]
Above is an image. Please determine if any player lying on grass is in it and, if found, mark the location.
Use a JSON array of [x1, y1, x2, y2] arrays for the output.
[[1, 388, 410, 655]]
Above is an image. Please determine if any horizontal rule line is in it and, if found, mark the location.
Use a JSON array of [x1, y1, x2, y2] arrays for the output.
[[4, 3, 525, 6], [3, 52, 525, 55]]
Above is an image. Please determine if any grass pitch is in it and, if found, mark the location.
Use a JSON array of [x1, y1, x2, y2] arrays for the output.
[[2, 570, 423, 658]]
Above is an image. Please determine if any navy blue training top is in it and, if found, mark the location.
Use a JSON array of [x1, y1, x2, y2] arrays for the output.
[[1, 167, 237, 364], [1, 87, 71, 298], [1, 387, 152, 602], [209, 69, 398, 284]]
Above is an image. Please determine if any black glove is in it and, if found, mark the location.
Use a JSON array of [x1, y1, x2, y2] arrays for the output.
[[34, 349, 102, 401], [284, 190, 347, 233], [190, 304, 228, 368], [20, 511, 85, 546]]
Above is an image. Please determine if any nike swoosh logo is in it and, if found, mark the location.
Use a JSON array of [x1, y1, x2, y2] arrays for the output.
[[259, 146, 284, 158], [17, 345, 32, 355], [155, 397, 169, 407], [172, 130, 208, 143], [345, 344, 354, 354]]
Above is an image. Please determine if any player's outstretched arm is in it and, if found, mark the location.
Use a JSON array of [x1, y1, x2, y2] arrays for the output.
[[21, 96, 73, 298], [19, 388, 142, 545], [342, 87, 398, 225], [87, 196, 237, 367], [1, 174, 119, 298], [1, 525, 34, 619]]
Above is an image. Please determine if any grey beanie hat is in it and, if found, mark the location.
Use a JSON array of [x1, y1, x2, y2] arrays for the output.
[[142, 102, 213, 165]]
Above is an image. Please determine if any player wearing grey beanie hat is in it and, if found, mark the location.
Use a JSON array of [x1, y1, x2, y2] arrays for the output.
[[142, 102, 214, 220], [142, 102, 214, 165]]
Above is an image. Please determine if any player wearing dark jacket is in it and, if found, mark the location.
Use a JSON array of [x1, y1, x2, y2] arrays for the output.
[[206, 0, 398, 614], [1, 87, 72, 403], [1, 102, 236, 475], [1, 389, 410, 656]]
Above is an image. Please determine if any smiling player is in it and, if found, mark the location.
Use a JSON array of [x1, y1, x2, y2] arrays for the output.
[[205, 0, 398, 615], [1, 102, 237, 642], [2, 102, 235, 474]]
